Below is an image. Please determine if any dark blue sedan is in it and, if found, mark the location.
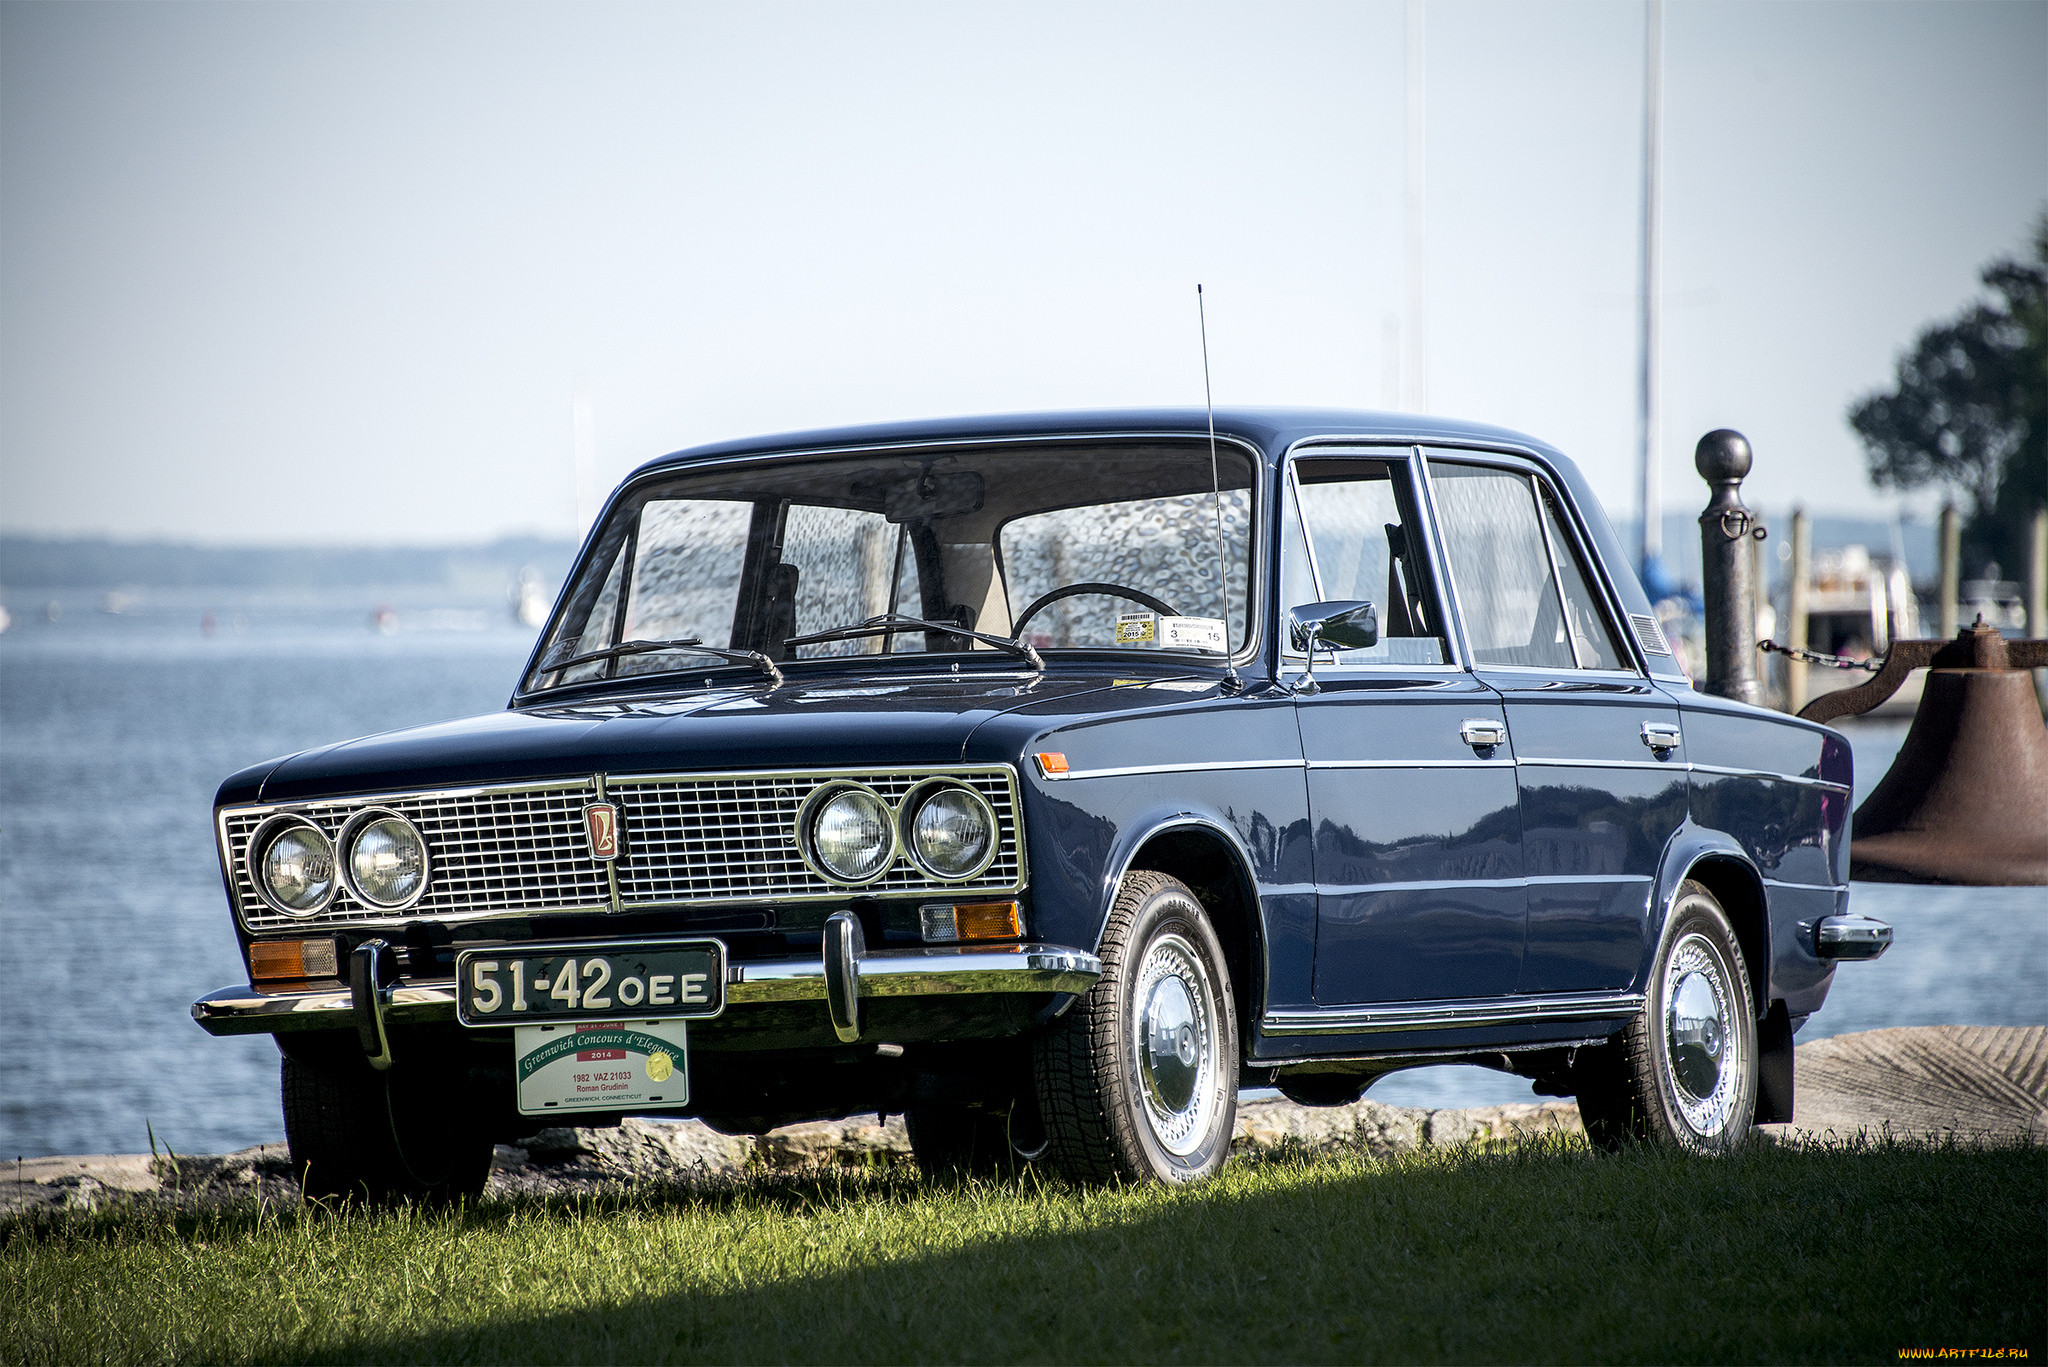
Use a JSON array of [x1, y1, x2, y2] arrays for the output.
[[192, 408, 1886, 1197]]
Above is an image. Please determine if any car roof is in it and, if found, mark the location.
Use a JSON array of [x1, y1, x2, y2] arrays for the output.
[[629, 407, 1573, 477]]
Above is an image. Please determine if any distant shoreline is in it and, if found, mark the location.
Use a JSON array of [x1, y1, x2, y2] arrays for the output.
[[0, 534, 577, 592]]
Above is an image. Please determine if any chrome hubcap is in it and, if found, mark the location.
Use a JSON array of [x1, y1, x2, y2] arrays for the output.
[[1663, 932, 1741, 1137], [1131, 932, 1220, 1157]]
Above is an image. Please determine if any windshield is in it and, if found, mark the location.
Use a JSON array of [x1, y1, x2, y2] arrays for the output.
[[525, 441, 1255, 692]]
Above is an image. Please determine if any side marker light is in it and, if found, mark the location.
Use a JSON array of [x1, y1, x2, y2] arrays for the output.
[[249, 937, 341, 982]]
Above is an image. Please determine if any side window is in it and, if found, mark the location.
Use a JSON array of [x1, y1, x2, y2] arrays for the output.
[[1538, 484, 1631, 670], [1284, 458, 1450, 666], [1427, 461, 1632, 671]]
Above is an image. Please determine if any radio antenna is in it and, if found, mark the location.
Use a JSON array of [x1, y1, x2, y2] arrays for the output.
[[1196, 284, 1242, 691]]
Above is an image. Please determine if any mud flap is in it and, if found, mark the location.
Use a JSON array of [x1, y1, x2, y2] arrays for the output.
[[1755, 1000, 1795, 1124]]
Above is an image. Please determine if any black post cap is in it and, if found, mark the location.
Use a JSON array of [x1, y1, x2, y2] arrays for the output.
[[1695, 429, 1753, 483]]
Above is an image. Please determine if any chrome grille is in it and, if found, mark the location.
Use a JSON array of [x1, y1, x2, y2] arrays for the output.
[[223, 782, 609, 932], [610, 767, 1021, 906], [221, 766, 1023, 931]]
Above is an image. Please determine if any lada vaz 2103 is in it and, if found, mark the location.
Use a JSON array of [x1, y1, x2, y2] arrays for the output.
[[193, 409, 1890, 1198]]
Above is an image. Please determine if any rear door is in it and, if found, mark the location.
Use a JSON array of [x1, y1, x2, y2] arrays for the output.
[[1423, 455, 1688, 995]]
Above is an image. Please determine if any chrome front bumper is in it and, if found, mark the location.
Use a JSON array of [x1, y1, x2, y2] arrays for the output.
[[190, 941, 1103, 1038]]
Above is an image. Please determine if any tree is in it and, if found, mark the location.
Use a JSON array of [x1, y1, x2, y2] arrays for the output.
[[1849, 214, 2047, 578]]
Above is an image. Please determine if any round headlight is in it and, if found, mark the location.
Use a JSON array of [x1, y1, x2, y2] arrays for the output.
[[807, 787, 895, 883], [908, 785, 996, 879], [344, 813, 428, 908], [255, 819, 336, 915]]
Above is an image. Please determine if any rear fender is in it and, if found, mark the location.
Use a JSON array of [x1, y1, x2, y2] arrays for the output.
[[1651, 825, 1771, 1017]]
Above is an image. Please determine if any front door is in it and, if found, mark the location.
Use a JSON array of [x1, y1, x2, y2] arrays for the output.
[[1424, 456, 1689, 994], [1288, 452, 1526, 1005]]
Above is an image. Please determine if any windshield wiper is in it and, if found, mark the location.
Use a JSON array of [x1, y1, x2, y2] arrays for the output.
[[539, 637, 783, 688], [782, 613, 1044, 670]]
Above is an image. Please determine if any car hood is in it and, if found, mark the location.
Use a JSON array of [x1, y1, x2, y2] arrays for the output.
[[253, 672, 1132, 803]]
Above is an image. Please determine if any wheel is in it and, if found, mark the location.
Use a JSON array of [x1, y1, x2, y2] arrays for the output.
[[1574, 879, 1758, 1152], [1010, 582, 1182, 639], [282, 1053, 493, 1204], [1033, 871, 1238, 1184], [905, 1099, 1043, 1180]]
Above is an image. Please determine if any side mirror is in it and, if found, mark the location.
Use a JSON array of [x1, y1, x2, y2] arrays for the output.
[[1289, 600, 1378, 652], [1288, 601, 1377, 693]]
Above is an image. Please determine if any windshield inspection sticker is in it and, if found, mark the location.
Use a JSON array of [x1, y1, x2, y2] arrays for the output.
[[1160, 616, 1228, 652], [1114, 613, 1157, 645], [515, 1019, 689, 1115]]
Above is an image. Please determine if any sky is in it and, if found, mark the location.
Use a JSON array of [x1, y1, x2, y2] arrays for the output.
[[2, 0, 2042, 547]]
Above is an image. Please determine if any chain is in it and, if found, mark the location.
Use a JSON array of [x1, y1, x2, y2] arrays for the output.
[[1757, 639, 1883, 672]]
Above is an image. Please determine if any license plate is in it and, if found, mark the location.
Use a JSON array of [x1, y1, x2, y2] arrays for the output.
[[455, 939, 726, 1027], [514, 1018, 690, 1116]]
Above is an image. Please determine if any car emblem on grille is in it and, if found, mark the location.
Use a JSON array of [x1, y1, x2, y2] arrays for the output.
[[583, 802, 621, 861]]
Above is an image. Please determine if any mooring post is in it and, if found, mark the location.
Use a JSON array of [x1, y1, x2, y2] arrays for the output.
[[2029, 507, 2047, 710], [1697, 429, 1763, 705], [1787, 506, 1811, 713], [1939, 502, 1961, 639]]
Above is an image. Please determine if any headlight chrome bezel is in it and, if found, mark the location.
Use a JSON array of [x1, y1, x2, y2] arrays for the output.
[[338, 807, 432, 911], [798, 782, 900, 886], [247, 814, 340, 918], [901, 779, 1000, 882]]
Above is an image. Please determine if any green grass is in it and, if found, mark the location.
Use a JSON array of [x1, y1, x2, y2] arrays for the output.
[[3, 1136, 2041, 1365]]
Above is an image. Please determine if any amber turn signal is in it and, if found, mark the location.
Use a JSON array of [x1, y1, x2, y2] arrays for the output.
[[249, 937, 340, 982], [1034, 751, 1069, 778], [953, 900, 1024, 941]]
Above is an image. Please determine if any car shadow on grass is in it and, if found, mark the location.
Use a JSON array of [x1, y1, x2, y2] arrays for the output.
[[291, 1138, 2043, 1366]]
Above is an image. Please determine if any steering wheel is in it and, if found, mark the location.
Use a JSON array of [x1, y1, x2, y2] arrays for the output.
[[1010, 582, 1183, 640]]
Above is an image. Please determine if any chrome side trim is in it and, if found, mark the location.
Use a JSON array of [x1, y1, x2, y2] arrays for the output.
[[1526, 873, 1647, 886], [1054, 758, 1305, 781], [1309, 873, 1647, 895], [1517, 756, 1684, 772], [1313, 876, 1527, 896], [189, 943, 1103, 1036], [1687, 762, 1850, 793], [1304, 758, 1513, 770], [1261, 990, 1645, 1036]]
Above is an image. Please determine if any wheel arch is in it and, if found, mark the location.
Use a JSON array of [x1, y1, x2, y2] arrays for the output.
[[1114, 818, 1266, 1058], [1662, 841, 1771, 1017]]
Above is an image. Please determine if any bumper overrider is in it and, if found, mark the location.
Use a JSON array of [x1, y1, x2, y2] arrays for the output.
[[192, 932, 1104, 1046]]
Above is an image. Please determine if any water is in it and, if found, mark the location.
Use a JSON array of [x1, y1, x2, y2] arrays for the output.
[[2, 601, 2041, 1154], [2, 589, 537, 1159]]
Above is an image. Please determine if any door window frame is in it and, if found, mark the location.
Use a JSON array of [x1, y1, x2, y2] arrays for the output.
[[1277, 444, 1466, 675], [1415, 450, 1647, 680]]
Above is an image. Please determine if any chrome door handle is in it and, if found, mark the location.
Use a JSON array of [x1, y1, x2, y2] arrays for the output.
[[1459, 718, 1508, 751], [1641, 722, 1682, 753]]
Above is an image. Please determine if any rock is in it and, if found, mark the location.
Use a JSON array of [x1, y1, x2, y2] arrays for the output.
[[753, 1116, 912, 1169], [10, 1027, 2038, 1213], [1232, 1096, 1581, 1158], [1233, 1097, 1426, 1156], [0, 1146, 302, 1214]]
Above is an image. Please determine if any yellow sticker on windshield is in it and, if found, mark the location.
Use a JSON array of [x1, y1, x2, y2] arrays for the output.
[[1114, 613, 1157, 645]]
